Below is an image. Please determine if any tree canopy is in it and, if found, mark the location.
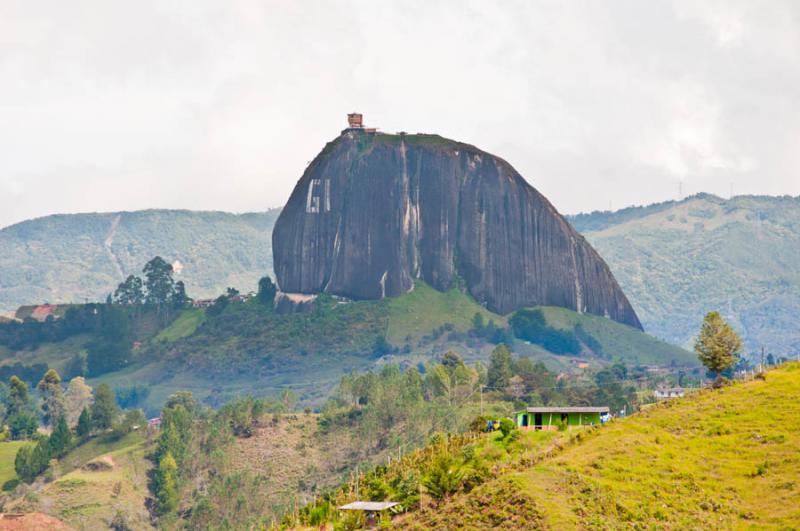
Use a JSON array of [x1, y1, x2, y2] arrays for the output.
[[694, 311, 742, 384], [37, 368, 66, 427]]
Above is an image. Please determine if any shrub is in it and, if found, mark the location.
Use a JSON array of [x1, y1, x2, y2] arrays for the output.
[[422, 454, 467, 501], [498, 418, 515, 438], [469, 415, 491, 433], [8, 413, 38, 440], [509, 309, 580, 355]]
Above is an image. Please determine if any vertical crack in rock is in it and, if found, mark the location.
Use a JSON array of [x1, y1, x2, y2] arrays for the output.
[[569, 235, 584, 314], [273, 130, 642, 329]]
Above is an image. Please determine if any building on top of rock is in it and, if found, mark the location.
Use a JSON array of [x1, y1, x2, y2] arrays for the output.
[[272, 124, 643, 329], [347, 112, 363, 129]]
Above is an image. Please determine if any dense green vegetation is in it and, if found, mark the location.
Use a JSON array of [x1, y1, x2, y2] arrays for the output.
[[0, 274, 697, 416], [529, 306, 697, 367], [0, 209, 280, 312], [164, 294, 388, 377], [569, 194, 800, 356], [143, 348, 627, 527]]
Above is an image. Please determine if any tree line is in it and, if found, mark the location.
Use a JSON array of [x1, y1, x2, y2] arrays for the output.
[[5, 366, 145, 485]]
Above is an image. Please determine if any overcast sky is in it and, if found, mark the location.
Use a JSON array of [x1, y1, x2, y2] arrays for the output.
[[1, 0, 799, 228]]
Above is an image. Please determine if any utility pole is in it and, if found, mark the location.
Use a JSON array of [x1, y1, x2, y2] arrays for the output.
[[761, 346, 765, 373], [479, 384, 484, 416]]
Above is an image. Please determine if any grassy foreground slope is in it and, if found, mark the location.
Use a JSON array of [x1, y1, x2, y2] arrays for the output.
[[404, 363, 800, 529]]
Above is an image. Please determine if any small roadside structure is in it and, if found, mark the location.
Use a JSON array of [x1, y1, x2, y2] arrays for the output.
[[515, 406, 609, 431], [338, 501, 399, 528]]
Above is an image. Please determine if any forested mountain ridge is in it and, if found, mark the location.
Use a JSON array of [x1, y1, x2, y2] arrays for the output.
[[0, 209, 280, 313], [569, 194, 800, 356], [4, 194, 799, 358]]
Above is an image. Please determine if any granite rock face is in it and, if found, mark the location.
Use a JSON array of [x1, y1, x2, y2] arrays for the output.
[[273, 130, 642, 329]]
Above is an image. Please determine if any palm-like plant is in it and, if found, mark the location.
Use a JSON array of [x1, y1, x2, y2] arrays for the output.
[[421, 454, 468, 502]]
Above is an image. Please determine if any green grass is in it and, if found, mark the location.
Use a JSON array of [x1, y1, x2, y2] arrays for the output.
[[0, 441, 30, 488], [387, 281, 500, 344], [538, 306, 697, 366], [155, 308, 205, 342], [404, 363, 800, 528], [58, 431, 145, 475], [6, 432, 154, 529]]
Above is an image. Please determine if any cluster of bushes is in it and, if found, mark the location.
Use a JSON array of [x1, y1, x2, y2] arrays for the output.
[[320, 353, 495, 448], [0, 304, 103, 351], [469, 313, 513, 345], [506, 308, 606, 358], [486, 344, 637, 414], [174, 291, 388, 376], [14, 416, 72, 483], [509, 309, 582, 355]]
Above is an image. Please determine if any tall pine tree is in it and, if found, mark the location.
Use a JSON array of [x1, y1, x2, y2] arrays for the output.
[[77, 407, 92, 438], [91, 384, 118, 430], [37, 369, 66, 427], [49, 416, 73, 458]]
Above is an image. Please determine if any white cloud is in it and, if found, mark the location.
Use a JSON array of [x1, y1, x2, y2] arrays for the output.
[[1, 0, 799, 228]]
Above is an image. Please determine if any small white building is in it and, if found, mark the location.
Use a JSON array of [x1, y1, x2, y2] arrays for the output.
[[654, 387, 685, 400]]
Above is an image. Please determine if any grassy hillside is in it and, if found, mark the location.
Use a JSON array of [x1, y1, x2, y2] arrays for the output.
[[5, 432, 153, 530], [395, 363, 800, 529], [569, 194, 800, 357], [0, 441, 30, 488], [0, 209, 280, 313], [537, 306, 696, 366], [0, 284, 695, 415], [387, 282, 500, 344]]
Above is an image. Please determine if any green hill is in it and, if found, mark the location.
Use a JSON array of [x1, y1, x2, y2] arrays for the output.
[[0, 282, 694, 415], [0, 209, 280, 313], [3, 432, 153, 529], [299, 363, 800, 529], [569, 194, 800, 357]]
